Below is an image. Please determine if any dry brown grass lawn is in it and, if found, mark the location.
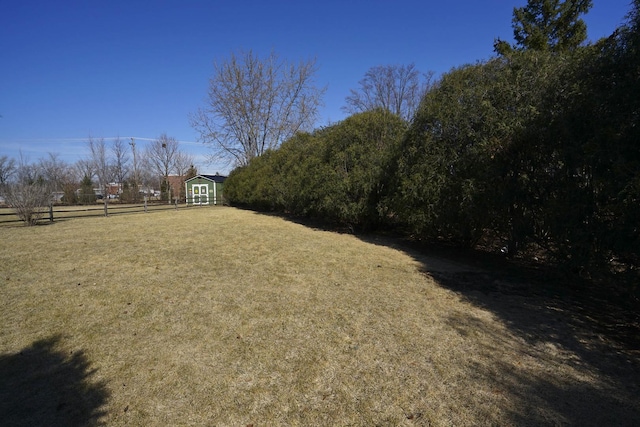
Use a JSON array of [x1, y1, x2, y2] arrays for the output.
[[1, 207, 638, 426]]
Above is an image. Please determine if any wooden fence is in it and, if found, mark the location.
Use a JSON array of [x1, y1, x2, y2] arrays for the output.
[[0, 199, 219, 226]]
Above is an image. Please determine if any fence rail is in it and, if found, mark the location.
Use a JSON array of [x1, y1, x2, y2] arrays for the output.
[[0, 199, 221, 225]]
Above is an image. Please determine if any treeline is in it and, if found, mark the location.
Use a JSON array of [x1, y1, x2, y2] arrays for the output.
[[225, 2, 639, 284], [0, 134, 197, 206], [0, 134, 201, 224]]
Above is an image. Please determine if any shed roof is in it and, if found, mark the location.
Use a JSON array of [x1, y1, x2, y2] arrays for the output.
[[185, 174, 227, 184]]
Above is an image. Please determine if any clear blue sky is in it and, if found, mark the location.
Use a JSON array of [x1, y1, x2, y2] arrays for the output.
[[0, 0, 632, 174]]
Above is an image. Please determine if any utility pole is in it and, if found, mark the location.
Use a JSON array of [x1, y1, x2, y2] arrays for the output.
[[130, 138, 139, 203], [162, 142, 171, 204]]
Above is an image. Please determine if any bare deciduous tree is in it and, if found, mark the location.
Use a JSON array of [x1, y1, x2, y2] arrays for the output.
[[4, 154, 50, 225], [75, 159, 95, 182], [87, 136, 114, 204], [37, 152, 78, 204], [191, 50, 325, 166], [15, 151, 38, 185], [4, 181, 51, 225], [343, 63, 433, 122], [0, 155, 16, 186], [146, 134, 180, 201], [146, 134, 179, 179], [112, 137, 130, 193], [38, 153, 67, 194], [173, 151, 195, 202], [174, 151, 194, 177]]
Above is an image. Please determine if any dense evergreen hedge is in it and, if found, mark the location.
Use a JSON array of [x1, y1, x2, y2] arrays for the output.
[[226, 109, 406, 231], [225, 2, 639, 286]]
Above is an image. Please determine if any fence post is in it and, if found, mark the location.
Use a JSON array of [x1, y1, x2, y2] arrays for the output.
[[175, 198, 178, 210], [144, 197, 148, 213], [104, 201, 108, 217], [49, 203, 54, 223]]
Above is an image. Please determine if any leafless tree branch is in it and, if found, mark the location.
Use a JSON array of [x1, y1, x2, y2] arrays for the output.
[[191, 50, 325, 167], [343, 64, 434, 122]]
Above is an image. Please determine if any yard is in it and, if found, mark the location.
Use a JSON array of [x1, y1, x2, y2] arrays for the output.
[[0, 207, 638, 426]]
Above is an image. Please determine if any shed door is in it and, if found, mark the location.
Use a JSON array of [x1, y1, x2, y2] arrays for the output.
[[193, 184, 209, 205]]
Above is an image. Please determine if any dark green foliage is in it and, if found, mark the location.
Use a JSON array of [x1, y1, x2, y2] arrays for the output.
[[61, 182, 78, 205], [534, 2, 640, 274], [224, 151, 282, 211], [119, 181, 135, 203], [225, 110, 406, 230], [394, 0, 639, 284], [393, 53, 566, 248], [185, 165, 198, 180], [495, 0, 592, 54], [160, 179, 169, 202], [269, 132, 328, 216], [78, 176, 96, 205]]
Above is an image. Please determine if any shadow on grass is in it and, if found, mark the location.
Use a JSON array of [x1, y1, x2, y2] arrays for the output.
[[365, 228, 640, 424], [0, 335, 109, 427], [428, 266, 640, 426], [250, 210, 640, 424]]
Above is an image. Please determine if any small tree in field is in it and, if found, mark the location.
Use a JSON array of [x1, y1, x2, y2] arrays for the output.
[[4, 180, 51, 225], [3, 154, 52, 225]]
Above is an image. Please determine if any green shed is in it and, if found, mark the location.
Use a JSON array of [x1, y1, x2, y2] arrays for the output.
[[185, 174, 226, 205]]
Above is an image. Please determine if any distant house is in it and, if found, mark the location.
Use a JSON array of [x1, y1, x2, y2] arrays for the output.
[[106, 183, 120, 199], [185, 174, 226, 206], [91, 183, 123, 199]]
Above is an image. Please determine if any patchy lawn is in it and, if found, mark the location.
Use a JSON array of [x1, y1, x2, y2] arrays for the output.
[[1, 207, 638, 425]]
